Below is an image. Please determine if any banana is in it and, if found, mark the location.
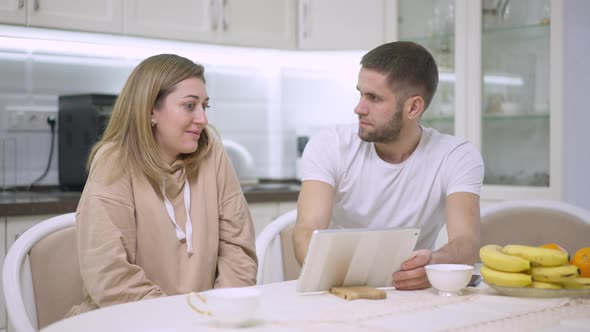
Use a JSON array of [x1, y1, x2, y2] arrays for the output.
[[480, 245, 531, 272], [480, 265, 532, 287], [531, 265, 580, 282], [531, 281, 562, 289], [502, 244, 569, 267], [560, 277, 590, 289]]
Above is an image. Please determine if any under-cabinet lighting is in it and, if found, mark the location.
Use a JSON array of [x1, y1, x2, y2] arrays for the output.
[[0, 25, 364, 76]]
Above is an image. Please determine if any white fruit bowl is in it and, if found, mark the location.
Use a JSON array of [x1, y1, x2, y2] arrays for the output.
[[425, 264, 474, 297]]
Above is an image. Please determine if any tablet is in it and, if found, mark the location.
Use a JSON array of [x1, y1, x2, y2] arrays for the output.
[[296, 227, 420, 293]]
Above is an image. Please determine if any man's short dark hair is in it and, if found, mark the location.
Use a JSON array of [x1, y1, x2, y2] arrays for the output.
[[361, 41, 439, 110]]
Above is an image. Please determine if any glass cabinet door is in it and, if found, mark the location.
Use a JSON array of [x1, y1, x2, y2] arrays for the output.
[[397, 0, 456, 135], [480, 0, 551, 187]]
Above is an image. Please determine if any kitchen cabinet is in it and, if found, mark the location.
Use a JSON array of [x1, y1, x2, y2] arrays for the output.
[[249, 201, 297, 238], [391, 0, 564, 202], [3, 214, 56, 332], [124, 0, 296, 48], [25, 0, 122, 34], [124, 0, 217, 44], [298, 0, 385, 50], [0, 0, 122, 33], [2, 0, 384, 50], [0, 0, 25, 25]]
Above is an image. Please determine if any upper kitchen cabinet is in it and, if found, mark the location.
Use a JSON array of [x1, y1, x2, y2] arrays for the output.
[[124, 0, 217, 44], [26, 0, 123, 33], [0, 0, 26, 24], [221, 0, 296, 48], [125, 0, 297, 48], [298, 0, 385, 50], [390, 0, 564, 202]]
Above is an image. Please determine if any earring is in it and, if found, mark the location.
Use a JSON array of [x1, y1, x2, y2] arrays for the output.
[[151, 118, 157, 127]]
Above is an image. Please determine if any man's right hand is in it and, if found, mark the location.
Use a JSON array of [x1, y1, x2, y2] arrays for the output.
[[292, 180, 335, 265]]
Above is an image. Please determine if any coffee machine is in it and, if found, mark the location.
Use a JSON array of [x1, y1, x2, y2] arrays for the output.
[[58, 94, 117, 190]]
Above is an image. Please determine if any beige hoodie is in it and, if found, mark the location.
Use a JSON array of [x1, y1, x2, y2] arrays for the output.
[[67, 132, 257, 316]]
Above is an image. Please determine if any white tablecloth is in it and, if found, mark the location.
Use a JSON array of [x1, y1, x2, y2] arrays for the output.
[[41, 281, 590, 332]]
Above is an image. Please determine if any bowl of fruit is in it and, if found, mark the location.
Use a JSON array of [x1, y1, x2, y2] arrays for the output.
[[479, 243, 590, 298]]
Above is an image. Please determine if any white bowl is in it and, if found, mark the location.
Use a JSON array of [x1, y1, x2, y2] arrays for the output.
[[425, 264, 474, 297]]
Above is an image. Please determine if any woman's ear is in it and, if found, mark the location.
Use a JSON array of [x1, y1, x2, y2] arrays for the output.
[[406, 96, 425, 120]]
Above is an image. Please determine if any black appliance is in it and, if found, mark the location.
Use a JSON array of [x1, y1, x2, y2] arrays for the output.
[[58, 94, 117, 190]]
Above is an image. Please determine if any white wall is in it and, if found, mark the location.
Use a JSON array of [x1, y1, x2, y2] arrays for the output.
[[564, 0, 590, 210]]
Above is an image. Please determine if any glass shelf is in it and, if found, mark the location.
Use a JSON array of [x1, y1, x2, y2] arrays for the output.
[[422, 113, 549, 124], [482, 113, 549, 121], [483, 23, 550, 35], [483, 23, 550, 41], [421, 116, 454, 123], [400, 34, 455, 44]]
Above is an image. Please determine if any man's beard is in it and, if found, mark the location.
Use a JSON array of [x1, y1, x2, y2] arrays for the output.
[[358, 105, 404, 143]]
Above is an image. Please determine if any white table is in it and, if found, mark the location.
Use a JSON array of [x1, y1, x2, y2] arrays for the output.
[[41, 281, 590, 332]]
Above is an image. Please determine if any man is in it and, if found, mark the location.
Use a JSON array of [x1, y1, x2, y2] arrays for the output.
[[293, 41, 484, 290]]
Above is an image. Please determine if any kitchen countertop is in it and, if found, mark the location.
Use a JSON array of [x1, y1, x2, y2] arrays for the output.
[[0, 181, 300, 217]]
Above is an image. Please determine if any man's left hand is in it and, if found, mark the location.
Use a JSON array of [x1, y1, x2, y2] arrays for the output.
[[392, 249, 432, 290]]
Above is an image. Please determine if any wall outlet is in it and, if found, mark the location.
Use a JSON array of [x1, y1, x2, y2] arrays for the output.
[[3, 106, 58, 132]]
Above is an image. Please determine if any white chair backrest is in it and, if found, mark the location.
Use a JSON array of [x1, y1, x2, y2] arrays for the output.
[[255, 209, 299, 284], [2, 213, 77, 332], [480, 200, 590, 256]]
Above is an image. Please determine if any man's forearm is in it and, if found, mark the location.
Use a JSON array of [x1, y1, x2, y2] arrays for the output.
[[430, 235, 480, 265], [293, 225, 314, 265]]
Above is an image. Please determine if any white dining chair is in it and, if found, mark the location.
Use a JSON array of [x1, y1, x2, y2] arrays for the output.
[[255, 209, 301, 284], [2, 212, 84, 332], [480, 200, 590, 257]]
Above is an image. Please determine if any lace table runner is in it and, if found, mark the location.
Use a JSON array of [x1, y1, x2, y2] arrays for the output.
[[252, 282, 590, 332]]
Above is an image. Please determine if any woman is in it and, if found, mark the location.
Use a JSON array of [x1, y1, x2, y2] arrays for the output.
[[67, 54, 257, 316]]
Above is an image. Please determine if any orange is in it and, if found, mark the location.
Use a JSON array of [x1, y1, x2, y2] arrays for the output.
[[539, 243, 568, 255], [571, 247, 590, 278]]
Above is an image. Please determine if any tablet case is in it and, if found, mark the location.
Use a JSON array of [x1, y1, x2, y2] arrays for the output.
[[296, 227, 420, 293]]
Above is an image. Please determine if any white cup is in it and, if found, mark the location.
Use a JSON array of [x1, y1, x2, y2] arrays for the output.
[[186, 287, 261, 327]]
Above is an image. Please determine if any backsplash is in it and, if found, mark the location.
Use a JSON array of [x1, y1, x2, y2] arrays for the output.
[[0, 27, 363, 188]]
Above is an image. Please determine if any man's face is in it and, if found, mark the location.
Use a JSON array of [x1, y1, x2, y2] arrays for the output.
[[354, 68, 404, 143]]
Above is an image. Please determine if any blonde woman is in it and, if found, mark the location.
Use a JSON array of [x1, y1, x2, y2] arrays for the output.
[[67, 54, 257, 316]]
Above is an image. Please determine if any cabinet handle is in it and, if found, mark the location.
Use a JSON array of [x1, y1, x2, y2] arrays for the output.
[[18, 0, 24, 9], [33, 0, 39, 11], [222, 0, 229, 31], [301, 0, 310, 39]]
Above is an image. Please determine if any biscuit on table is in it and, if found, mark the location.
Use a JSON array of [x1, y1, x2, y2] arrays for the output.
[[329, 286, 386, 300]]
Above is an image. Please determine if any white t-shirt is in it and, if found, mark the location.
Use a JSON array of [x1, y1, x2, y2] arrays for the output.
[[300, 124, 484, 250]]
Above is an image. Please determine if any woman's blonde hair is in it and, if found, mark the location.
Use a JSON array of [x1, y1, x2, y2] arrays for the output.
[[87, 54, 212, 191]]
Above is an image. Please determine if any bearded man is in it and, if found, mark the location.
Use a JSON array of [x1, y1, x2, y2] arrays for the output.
[[293, 41, 484, 290]]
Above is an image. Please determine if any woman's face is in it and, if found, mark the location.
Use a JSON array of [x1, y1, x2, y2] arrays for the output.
[[152, 77, 209, 164]]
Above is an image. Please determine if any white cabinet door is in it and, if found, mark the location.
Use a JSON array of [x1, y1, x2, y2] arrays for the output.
[[124, 0, 217, 43], [5, 214, 57, 251], [298, 0, 385, 50], [393, 0, 565, 202], [26, 0, 122, 34], [0, 0, 25, 25], [249, 202, 279, 238], [221, 0, 296, 48]]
